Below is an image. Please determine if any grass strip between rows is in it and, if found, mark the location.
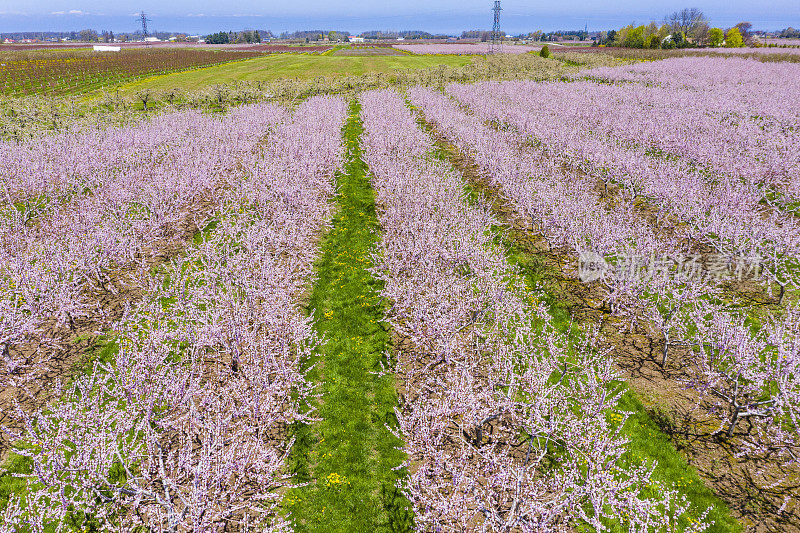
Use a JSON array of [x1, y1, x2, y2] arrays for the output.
[[473, 164, 740, 533], [285, 99, 412, 532], [417, 105, 741, 532], [0, 217, 224, 528]]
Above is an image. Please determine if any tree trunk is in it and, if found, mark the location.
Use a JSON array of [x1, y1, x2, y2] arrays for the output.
[[726, 408, 740, 438]]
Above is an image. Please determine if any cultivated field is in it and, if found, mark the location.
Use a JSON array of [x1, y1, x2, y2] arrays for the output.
[[394, 42, 543, 54], [0, 47, 269, 96], [1, 49, 799, 532], [108, 53, 473, 94]]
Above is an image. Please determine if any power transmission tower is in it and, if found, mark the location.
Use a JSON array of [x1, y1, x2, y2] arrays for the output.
[[490, 1, 502, 53], [139, 11, 150, 40]]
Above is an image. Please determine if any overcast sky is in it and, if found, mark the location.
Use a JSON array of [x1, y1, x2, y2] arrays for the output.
[[1, 0, 798, 33]]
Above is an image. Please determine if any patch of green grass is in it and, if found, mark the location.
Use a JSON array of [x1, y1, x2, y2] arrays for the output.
[[0, 335, 119, 532], [496, 205, 740, 532], [0, 452, 32, 511], [69, 335, 119, 377], [108, 53, 473, 95], [416, 108, 741, 532], [285, 100, 412, 532], [614, 392, 742, 532]]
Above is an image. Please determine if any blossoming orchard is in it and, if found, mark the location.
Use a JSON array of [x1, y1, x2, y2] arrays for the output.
[[0, 43, 799, 533]]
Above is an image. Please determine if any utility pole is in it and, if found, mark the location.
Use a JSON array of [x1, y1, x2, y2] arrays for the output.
[[490, 1, 502, 53]]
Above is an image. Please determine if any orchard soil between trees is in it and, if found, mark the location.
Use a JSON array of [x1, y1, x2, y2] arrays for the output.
[[0, 194, 218, 462], [415, 110, 800, 532]]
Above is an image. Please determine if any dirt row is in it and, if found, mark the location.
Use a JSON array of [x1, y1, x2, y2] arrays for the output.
[[0, 190, 220, 461], [414, 110, 800, 532]]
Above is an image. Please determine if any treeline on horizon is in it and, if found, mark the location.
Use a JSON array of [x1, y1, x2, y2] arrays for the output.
[[1, 13, 798, 45], [596, 8, 766, 49]]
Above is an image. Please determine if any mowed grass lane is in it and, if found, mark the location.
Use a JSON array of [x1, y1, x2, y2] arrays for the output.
[[285, 100, 412, 532], [413, 105, 741, 533], [110, 53, 473, 94]]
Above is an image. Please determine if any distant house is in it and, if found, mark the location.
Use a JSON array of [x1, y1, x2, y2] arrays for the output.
[[93, 45, 121, 52], [349, 36, 365, 43], [144, 37, 160, 42]]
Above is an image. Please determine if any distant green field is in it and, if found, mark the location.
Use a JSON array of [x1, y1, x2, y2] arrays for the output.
[[110, 53, 474, 94]]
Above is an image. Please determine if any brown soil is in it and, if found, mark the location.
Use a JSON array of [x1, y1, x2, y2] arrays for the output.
[[413, 109, 800, 532], [0, 195, 217, 459], [0, 125, 286, 461]]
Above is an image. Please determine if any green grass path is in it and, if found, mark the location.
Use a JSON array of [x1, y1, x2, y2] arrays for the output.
[[461, 172, 741, 533], [108, 54, 472, 95], [412, 103, 740, 531], [285, 100, 412, 532]]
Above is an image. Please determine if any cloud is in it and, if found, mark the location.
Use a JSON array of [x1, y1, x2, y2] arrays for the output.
[[50, 9, 88, 15], [187, 13, 207, 17]]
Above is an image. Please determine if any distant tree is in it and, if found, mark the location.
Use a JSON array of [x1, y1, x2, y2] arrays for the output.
[[735, 22, 753, 44], [539, 44, 550, 58], [622, 25, 646, 48], [237, 30, 260, 43], [462, 30, 489, 40], [665, 8, 708, 41], [205, 32, 230, 44], [605, 30, 617, 45], [725, 27, 744, 47], [692, 22, 710, 45], [77, 29, 99, 42], [708, 27, 724, 47], [613, 26, 628, 45], [778, 27, 800, 38]]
